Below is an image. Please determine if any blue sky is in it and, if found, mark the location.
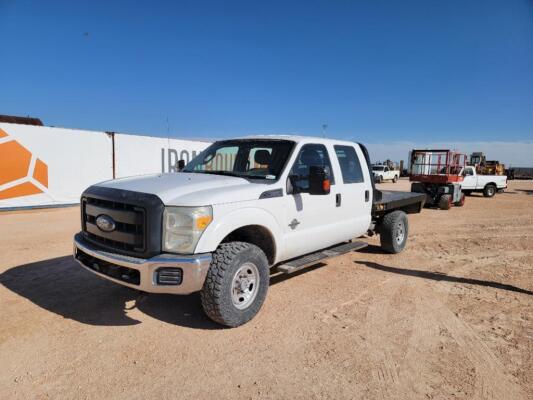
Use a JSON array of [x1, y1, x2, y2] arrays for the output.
[[1, 1, 532, 156]]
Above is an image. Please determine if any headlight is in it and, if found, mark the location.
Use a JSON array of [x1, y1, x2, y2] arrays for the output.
[[163, 206, 213, 253]]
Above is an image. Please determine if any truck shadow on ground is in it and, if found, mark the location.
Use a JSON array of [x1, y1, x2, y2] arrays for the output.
[[0, 255, 328, 329], [0, 256, 221, 329], [356, 260, 533, 296]]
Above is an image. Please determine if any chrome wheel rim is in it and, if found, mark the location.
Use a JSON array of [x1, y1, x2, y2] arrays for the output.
[[231, 262, 260, 310], [395, 221, 405, 244]]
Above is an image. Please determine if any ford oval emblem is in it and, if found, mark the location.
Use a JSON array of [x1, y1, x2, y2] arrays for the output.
[[96, 214, 116, 232]]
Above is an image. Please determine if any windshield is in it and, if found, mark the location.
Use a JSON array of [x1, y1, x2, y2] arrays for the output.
[[372, 166, 385, 171], [183, 139, 295, 180]]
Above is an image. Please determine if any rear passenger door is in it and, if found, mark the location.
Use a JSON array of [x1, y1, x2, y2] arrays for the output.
[[333, 145, 372, 238]]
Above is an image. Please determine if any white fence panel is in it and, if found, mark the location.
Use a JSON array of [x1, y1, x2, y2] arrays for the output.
[[0, 123, 113, 208], [114, 134, 209, 178], [0, 123, 212, 209]]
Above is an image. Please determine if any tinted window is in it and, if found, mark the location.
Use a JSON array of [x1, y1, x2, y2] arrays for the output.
[[334, 145, 364, 184], [290, 144, 334, 192]]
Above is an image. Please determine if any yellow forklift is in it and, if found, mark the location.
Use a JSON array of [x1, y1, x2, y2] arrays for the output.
[[469, 152, 505, 175]]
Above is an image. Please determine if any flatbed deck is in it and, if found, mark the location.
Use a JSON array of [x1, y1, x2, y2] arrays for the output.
[[372, 190, 426, 216]]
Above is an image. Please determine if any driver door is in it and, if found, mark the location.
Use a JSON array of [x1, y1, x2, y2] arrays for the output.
[[282, 143, 346, 260], [461, 167, 477, 189]]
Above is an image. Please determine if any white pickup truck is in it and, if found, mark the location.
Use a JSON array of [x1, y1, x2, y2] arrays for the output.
[[73, 136, 425, 326], [372, 165, 400, 183], [460, 166, 507, 197]]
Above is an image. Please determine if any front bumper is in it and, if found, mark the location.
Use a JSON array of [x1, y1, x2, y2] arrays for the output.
[[73, 233, 212, 294]]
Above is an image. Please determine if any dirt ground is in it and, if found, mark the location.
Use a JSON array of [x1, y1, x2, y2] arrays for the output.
[[1, 179, 532, 400]]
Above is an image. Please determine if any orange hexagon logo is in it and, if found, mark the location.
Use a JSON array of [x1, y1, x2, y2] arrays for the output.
[[0, 128, 49, 200]]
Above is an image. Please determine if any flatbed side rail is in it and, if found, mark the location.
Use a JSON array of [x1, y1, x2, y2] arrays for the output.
[[372, 190, 426, 216]]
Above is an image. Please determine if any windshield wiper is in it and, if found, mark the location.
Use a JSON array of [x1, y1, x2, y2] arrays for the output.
[[183, 170, 269, 179], [185, 170, 245, 178]]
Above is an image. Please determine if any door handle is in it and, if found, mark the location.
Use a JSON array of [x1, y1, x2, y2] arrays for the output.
[[365, 190, 370, 202], [336, 193, 342, 207]]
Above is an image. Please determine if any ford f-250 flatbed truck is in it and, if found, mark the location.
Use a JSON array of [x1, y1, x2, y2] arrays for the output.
[[73, 136, 425, 327]]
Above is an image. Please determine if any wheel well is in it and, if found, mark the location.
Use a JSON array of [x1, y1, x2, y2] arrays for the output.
[[221, 225, 276, 265], [485, 182, 496, 188]]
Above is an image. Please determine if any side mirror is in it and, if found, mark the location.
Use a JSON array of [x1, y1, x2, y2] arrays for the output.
[[177, 159, 186, 171], [309, 166, 330, 195]]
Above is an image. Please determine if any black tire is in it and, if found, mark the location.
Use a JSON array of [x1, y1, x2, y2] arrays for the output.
[[200, 242, 269, 327], [439, 194, 452, 210], [393, 175, 398, 183], [483, 184, 496, 198], [379, 211, 409, 254]]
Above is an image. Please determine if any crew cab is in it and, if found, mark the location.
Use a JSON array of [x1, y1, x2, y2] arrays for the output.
[[459, 166, 507, 197], [372, 165, 400, 183], [73, 136, 425, 327]]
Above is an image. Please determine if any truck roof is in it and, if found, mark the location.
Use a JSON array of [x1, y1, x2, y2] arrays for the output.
[[236, 134, 359, 146]]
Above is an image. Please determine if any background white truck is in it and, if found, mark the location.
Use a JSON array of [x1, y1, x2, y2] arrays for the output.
[[372, 165, 400, 183], [74, 136, 425, 327], [460, 166, 507, 197]]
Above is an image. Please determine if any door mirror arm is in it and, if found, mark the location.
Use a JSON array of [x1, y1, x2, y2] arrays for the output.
[[287, 175, 299, 195]]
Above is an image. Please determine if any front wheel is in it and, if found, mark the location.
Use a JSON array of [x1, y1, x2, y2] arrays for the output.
[[439, 194, 452, 210], [380, 211, 409, 254], [201, 242, 269, 327], [393, 175, 398, 183]]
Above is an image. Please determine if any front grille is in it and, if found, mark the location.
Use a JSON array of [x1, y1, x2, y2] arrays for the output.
[[76, 248, 140, 285], [82, 196, 146, 255], [80, 186, 164, 258]]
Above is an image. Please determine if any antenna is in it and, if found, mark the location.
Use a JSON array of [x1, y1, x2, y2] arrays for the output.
[[322, 123, 328, 138]]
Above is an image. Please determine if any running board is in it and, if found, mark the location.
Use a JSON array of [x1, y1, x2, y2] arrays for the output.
[[276, 241, 368, 274]]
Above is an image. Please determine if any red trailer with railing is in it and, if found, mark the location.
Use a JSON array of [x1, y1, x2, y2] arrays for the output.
[[409, 149, 467, 210]]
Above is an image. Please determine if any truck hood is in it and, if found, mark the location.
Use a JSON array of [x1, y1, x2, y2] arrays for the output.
[[95, 172, 276, 206]]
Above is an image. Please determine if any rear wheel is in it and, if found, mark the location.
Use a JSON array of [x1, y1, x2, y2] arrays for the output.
[[439, 194, 452, 210], [380, 211, 408, 254], [393, 175, 398, 183], [483, 184, 496, 198], [454, 193, 465, 207], [200, 242, 269, 327]]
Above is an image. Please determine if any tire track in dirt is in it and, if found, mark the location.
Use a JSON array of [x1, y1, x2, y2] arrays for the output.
[[344, 259, 528, 400], [416, 282, 527, 400], [406, 237, 530, 400]]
